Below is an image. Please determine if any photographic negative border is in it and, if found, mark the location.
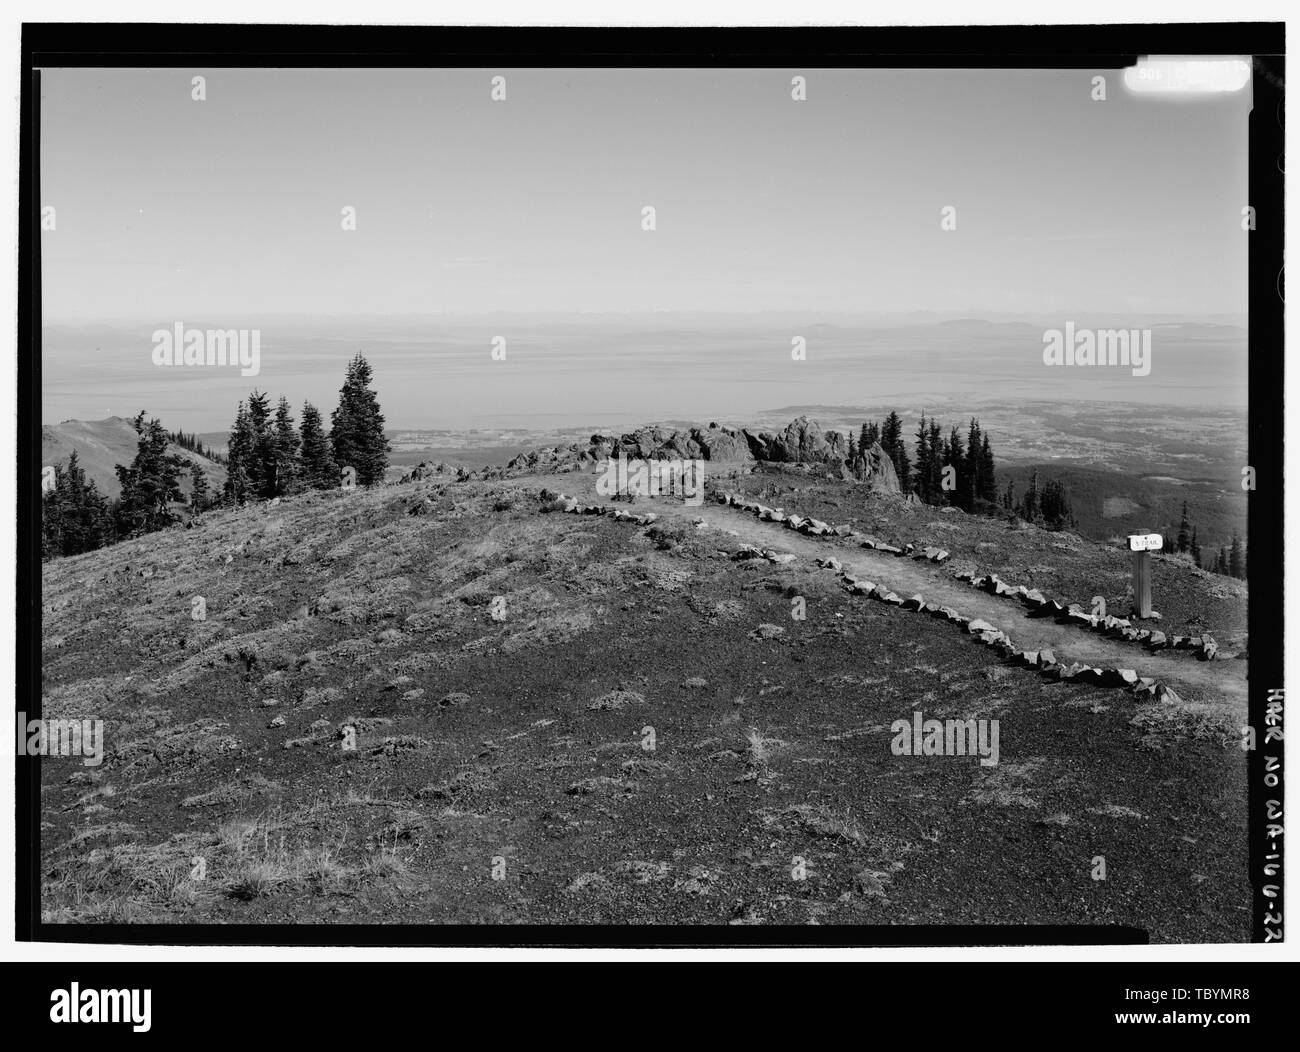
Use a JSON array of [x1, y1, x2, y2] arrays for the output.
[[17, 20, 1285, 947]]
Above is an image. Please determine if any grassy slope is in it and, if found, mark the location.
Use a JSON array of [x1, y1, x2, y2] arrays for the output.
[[39, 472, 1248, 938]]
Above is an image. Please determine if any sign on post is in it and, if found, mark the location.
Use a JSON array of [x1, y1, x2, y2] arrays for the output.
[[1128, 533, 1163, 552], [1128, 532, 1161, 617]]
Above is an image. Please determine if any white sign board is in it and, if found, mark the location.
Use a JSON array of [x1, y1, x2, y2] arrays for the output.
[[1128, 533, 1163, 552]]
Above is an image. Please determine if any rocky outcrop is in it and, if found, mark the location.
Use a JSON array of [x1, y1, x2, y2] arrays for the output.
[[405, 416, 907, 491], [856, 441, 901, 495], [735, 417, 897, 492], [692, 423, 752, 462], [606, 422, 756, 463], [743, 415, 835, 464], [504, 445, 599, 476], [399, 462, 457, 483]]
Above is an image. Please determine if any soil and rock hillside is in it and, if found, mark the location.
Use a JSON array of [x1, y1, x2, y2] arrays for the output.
[[40, 435, 1249, 938]]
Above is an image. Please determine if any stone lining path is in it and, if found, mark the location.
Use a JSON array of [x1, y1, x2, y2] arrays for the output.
[[524, 475, 1246, 718]]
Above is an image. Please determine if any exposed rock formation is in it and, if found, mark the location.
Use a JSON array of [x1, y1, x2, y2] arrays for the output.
[[403, 416, 908, 494], [742, 415, 839, 464], [856, 441, 901, 495]]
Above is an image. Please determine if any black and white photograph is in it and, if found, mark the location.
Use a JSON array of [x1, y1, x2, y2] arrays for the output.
[[16, 15, 1285, 972]]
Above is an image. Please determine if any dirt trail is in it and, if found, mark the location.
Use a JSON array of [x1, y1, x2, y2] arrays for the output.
[[703, 504, 1245, 712], [518, 474, 1247, 714]]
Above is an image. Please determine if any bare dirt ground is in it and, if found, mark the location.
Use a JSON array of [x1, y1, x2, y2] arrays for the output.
[[39, 468, 1250, 939]]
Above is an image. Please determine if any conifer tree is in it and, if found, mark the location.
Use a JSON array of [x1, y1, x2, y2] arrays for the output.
[[42, 450, 112, 558], [1020, 468, 1040, 523], [330, 353, 390, 487], [978, 432, 997, 503], [964, 419, 982, 510], [1229, 531, 1246, 579], [245, 390, 275, 498], [913, 413, 931, 503], [299, 401, 338, 490], [115, 412, 186, 538], [271, 396, 302, 496], [946, 427, 968, 509], [190, 463, 210, 512], [1040, 478, 1074, 530], [1177, 502, 1191, 554], [928, 417, 944, 502], [880, 411, 909, 491], [223, 400, 255, 505]]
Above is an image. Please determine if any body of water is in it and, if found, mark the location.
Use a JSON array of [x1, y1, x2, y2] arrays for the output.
[[42, 315, 1249, 433]]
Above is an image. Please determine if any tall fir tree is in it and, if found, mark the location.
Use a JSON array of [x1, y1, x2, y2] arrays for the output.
[[271, 396, 302, 496], [928, 418, 944, 502], [223, 400, 255, 505], [245, 390, 275, 498], [299, 401, 338, 490], [964, 419, 982, 511], [1229, 531, 1246, 579], [1020, 468, 1041, 522], [330, 353, 391, 487], [1177, 502, 1191, 554], [913, 413, 931, 503], [190, 463, 210, 512], [946, 426, 969, 509], [880, 411, 909, 491], [978, 432, 997, 503]]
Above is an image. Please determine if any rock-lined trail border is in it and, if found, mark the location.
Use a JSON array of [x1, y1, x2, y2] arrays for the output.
[[532, 486, 1246, 716], [538, 489, 659, 525], [714, 491, 1229, 662], [815, 553, 1180, 704]]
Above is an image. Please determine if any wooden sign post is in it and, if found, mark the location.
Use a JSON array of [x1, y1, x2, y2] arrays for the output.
[[1128, 531, 1162, 618]]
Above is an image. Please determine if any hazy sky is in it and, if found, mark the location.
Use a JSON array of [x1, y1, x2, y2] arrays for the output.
[[40, 66, 1250, 320]]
